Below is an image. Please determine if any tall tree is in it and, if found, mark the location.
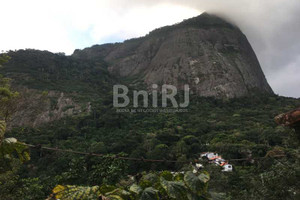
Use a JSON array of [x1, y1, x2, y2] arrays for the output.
[[0, 54, 29, 170], [0, 54, 19, 121]]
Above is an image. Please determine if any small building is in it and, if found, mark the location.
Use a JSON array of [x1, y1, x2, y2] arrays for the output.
[[200, 152, 233, 172], [201, 152, 219, 160], [222, 164, 233, 172], [195, 163, 203, 169]]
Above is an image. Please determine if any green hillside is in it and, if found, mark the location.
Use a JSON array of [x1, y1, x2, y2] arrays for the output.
[[1, 50, 299, 199]]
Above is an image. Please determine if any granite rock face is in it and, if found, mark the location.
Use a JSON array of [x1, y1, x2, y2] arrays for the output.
[[73, 13, 273, 98]]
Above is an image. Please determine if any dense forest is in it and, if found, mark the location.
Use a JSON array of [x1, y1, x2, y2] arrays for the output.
[[0, 51, 300, 200]]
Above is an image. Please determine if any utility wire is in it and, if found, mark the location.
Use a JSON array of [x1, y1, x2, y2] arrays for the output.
[[25, 143, 189, 163], [24, 143, 286, 164]]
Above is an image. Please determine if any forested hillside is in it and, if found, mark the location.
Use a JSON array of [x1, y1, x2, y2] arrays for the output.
[[0, 13, 299, 200], [2, 79, 300, 199], [0, 50, 115, 128]]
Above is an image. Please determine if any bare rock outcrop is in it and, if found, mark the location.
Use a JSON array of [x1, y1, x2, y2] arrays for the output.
[[73, 13, 273, 98]]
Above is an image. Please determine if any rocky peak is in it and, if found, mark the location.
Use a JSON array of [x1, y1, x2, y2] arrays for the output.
[[73, 13, 273, 98]]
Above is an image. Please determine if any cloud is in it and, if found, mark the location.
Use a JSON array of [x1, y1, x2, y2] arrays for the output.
[[0, 0, 299, 97], [87, 3, 200, 44], [0, 0, 200, 54], [107, 0, 300, 97], [178, 0, 300, 97], [268, 56, 300, 97], [0, 0, 75, 54]]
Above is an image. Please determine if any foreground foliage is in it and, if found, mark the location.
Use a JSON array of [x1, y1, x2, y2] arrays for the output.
[[48, 170, 210, 200], [0, 120, 30, 171], [0, 55, 29, 171]]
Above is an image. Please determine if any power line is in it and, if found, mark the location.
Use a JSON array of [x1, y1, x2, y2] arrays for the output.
[[24, 143, 286, 164], [25, 143, 189, 163], [228, 155, 285, 161]]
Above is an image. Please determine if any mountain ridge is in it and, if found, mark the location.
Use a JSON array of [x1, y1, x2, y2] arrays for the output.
[[72, 12, 273, 98]]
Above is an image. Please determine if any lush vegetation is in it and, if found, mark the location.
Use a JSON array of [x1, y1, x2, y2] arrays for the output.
[[0, 55, 31, 199], [47, 170, 210, 200], [1, 50, 114, 102], [0, 51, 300, 199], [3, 93, 299, 199]]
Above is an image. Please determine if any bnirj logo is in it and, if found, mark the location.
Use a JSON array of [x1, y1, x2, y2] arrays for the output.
[[113, 84, 189, 113]]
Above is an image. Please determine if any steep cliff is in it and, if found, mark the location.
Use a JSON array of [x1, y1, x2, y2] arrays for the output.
[[73, 13, 273, 98]]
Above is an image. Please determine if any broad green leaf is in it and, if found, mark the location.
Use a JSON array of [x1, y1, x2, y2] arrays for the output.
[[160, 171, 173, 181], [4, 137, 17, 143], [187, 192, 208, 200], [52, 185, 100, 200], [0, 137, 30, 162], [174, 173, 184, 181], [209, 192, 227, 200], [198, 172, 210, 183], [106, 194, 124, 200], [99, 184, 117, 194], [105, 188, 123, 196], [142, 173, 159, 184], [184, 171, 203, 193], [160, 177, 188, 200], [139, 179, 153, 189], [140, 187, 159, 200], [53, 185, 66, 195], [129, 184, 142, 194]]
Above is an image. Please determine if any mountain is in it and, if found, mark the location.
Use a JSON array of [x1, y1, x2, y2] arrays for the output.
[[1, 13, 274, 127], [1, 13, 300, 200], [73, 13, 273, 98]]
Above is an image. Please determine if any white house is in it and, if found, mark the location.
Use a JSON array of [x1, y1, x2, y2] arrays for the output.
[[222, 164, 233, 172], [200, 152, 219, 160]]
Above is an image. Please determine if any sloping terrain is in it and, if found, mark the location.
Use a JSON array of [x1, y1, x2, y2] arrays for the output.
[[73, 13, 273, 98]]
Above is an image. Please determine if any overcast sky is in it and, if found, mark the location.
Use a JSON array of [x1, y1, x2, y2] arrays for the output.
[[1, 0, 299, 98]]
